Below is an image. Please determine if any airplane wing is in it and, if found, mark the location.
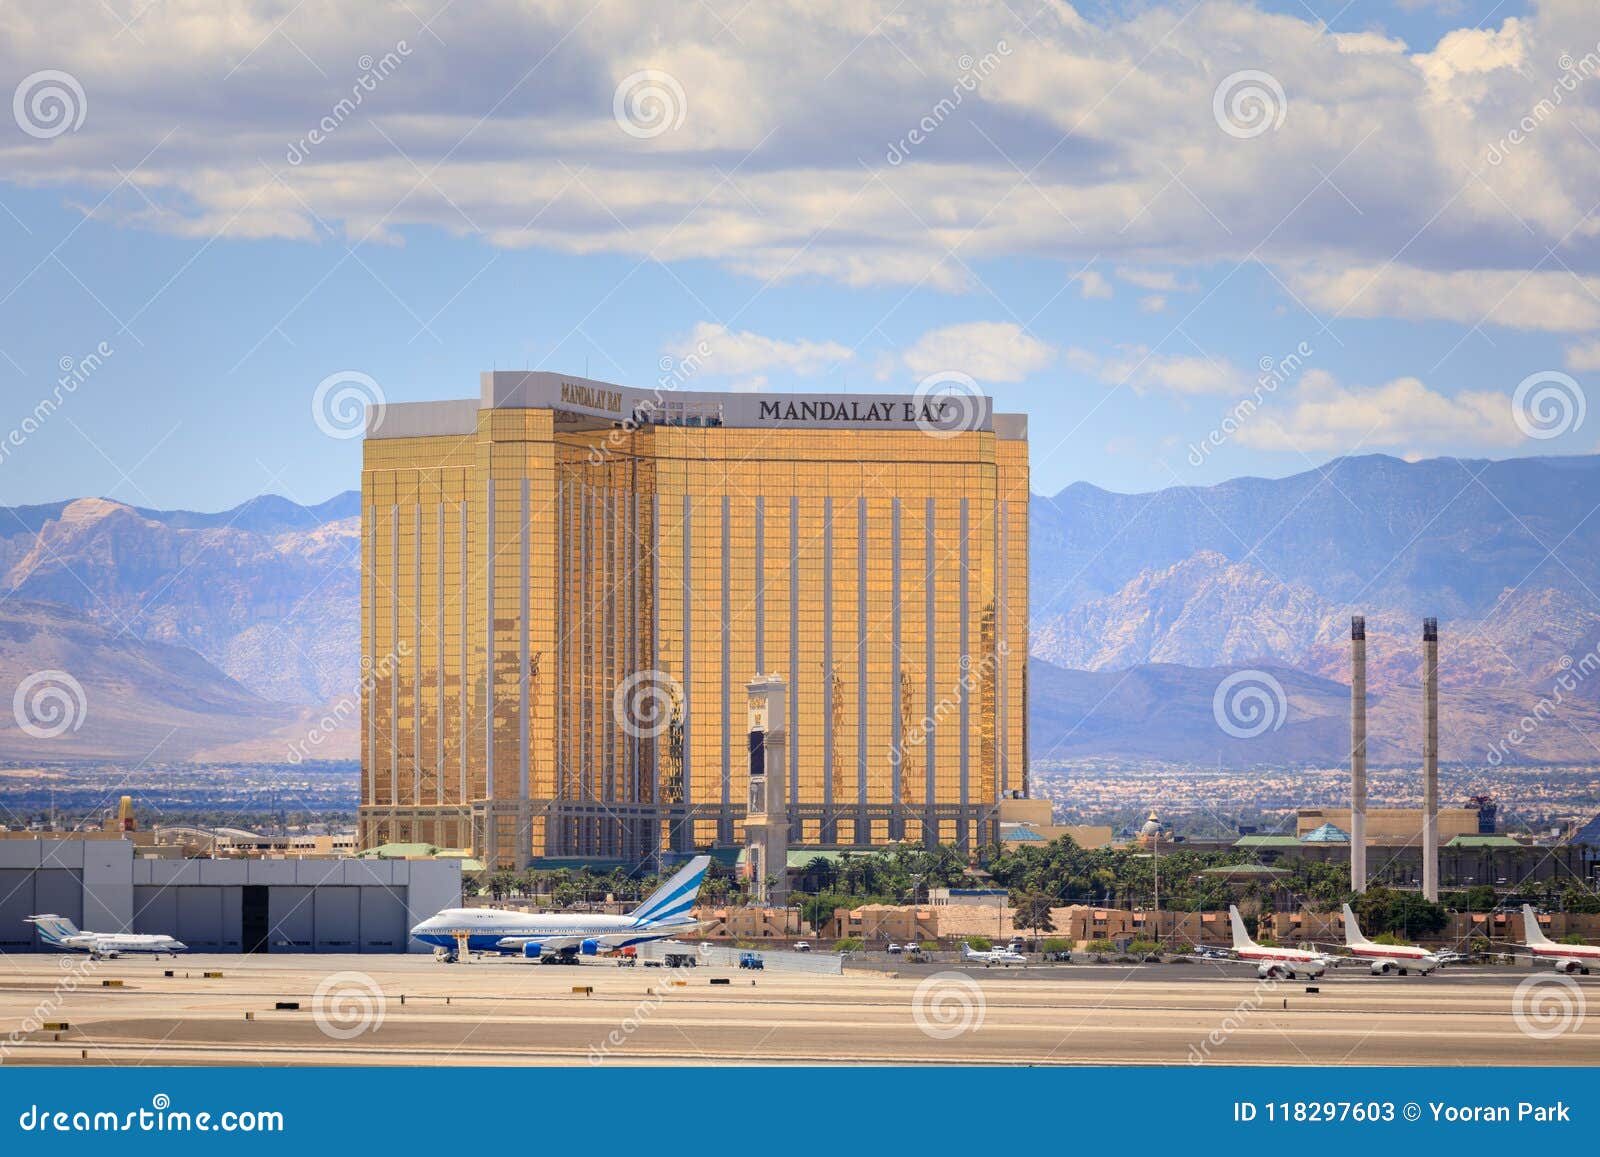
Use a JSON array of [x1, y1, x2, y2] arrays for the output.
[[495, 934, 584, 953], [493, 932, 641, 953]]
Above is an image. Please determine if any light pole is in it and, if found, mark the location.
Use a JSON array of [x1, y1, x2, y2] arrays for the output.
[[1152, 829, 1161, 950]]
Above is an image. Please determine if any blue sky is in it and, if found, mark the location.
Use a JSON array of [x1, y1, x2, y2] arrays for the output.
[[4, 0, 1598, 511]]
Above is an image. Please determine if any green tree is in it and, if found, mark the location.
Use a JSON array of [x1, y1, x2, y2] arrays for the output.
[[1012, 891, 1057, 944]]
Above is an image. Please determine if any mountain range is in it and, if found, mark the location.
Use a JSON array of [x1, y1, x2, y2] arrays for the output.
[[2, 452, 1598, 765]]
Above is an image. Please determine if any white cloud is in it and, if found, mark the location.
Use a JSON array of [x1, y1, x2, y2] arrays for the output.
[[1076, 270, 1113, 299], [1564, 340, 1600, 372], [673, 322, 851, 380], [1291, 266, 1600, 333], [901, 322, 1055, 382], [1235, 369, 1522, 452], [1116, 267, 1195, 292], [1077, 348, 1242, 396], [3, 0, 1600, 324], [1138, 294, 1167, 313], [1333, 31, 1408, 55]]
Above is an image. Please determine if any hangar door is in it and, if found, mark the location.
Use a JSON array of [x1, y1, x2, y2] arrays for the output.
[[358, 887, 408, 953], [0, 869, 83, 952], [134, 886, 242, 951], [270, 885, 405, 953]]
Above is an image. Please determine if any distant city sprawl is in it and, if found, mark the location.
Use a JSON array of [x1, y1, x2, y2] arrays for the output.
[[1031, 759, 1600, 838]]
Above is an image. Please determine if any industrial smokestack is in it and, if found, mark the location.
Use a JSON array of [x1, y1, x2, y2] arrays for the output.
[[1422, 617, 1439, 902], [1350, 616, 1367, 894]]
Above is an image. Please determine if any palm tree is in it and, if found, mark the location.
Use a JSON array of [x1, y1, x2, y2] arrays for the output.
[[804, 855, 837, 893]]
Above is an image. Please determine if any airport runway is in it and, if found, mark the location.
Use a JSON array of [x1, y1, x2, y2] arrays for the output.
[[2, 953, 1597, 1066]]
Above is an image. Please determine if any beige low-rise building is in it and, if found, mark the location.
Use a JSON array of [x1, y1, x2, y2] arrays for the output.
[[695, 906, 813, 940], [1296, 807, 1482, 846]]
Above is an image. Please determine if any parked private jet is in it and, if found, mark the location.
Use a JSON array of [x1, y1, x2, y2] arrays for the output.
[[410, 856, 711, 962], [1229, 906, 1331, 979], [1340, 904, 1441, 975], [1517, 905, 1600, 975], [26, 915, 186, 959], [962, 942, 1026, 967]]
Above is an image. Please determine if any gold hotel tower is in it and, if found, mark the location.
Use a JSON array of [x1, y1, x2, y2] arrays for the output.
[[360, 373, 1029, 869]]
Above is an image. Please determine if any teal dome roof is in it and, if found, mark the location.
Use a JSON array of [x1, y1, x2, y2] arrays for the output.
[[1303, 822, 1350, 844]]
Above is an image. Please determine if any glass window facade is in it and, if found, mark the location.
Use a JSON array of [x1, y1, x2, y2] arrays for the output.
[[360, 377, 1029, 869]]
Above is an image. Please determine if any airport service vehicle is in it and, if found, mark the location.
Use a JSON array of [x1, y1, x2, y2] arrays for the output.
[[1340, 904, 1441, 975], [1228, 906, 1331, 980], [962, 942, 1025, 967], [663, 951, 699, 969], [1518, 905, 1600, 974], [739, 952, 765, 970], [26, 915, 186, 960], [410, 856, 711, 963]]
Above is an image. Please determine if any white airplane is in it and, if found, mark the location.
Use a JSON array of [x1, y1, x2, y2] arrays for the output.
[[411, 855, 711, 963], [1229, 906, 1331, 979], [26, 915, 186, 959], [1339, 904, 1440, 975], [1517, 905, 1600, 975], [962, 942, 1025, 967]]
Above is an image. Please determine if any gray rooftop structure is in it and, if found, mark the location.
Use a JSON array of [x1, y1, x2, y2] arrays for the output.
[[366, 371, 1027, 441]]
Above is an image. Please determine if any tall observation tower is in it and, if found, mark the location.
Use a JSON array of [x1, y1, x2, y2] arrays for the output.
[[746, 674, 789, 907]]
